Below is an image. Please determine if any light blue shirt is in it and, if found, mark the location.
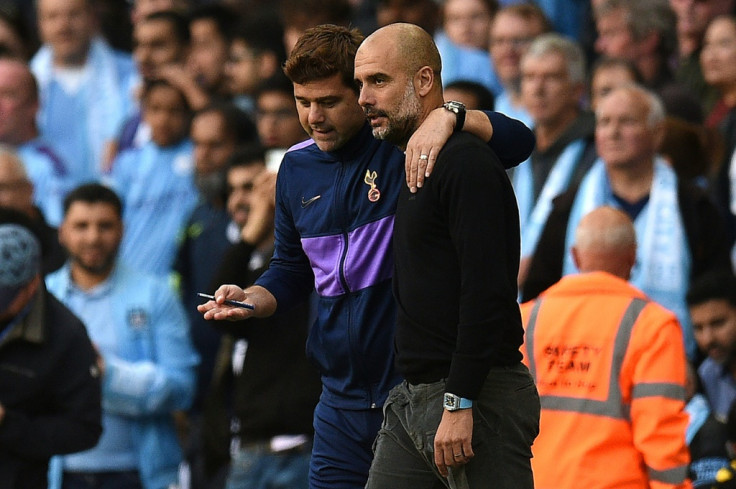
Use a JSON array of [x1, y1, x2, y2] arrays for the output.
[[435, 31, 502, 95], [18, 138, 73, 227], [46, 263, 199, 489], [39, 81, 95, 184], [698, 357, 736, 422], [61, 277, 137, 471], [109, 139, 198, 278], [31, 37, 137, 183], [494, 91, 533, 130]]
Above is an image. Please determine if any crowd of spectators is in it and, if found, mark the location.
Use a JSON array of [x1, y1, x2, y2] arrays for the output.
[[4, 0, 736, 487]]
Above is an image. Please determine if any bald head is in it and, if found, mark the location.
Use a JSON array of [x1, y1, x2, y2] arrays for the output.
[[364, 23, 442, 79], [355, 23, 445, 147], [572, 206, 636, 279]]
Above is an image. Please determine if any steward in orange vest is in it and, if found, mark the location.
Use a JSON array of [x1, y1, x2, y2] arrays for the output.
[[520, 206, 692, 489]]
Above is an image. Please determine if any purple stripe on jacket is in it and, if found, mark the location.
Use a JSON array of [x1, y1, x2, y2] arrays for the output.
[[287, 139, 315, 153], [302, 215, 395, 297]]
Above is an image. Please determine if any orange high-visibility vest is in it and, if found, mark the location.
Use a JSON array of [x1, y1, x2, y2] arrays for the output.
[[520, 272, 692, 489]]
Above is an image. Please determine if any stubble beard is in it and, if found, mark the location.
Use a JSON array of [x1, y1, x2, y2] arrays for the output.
[[371, 80, 422, 147]]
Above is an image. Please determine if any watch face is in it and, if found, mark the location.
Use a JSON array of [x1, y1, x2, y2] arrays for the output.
[[445, 101, 465, 113], [444, 393, 458, 409]]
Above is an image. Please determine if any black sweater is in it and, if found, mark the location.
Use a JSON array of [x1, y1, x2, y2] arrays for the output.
[[393, 132, 523, 400]]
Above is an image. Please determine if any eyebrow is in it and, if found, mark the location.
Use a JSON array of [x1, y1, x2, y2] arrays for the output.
[[295, 95, 341, 103]]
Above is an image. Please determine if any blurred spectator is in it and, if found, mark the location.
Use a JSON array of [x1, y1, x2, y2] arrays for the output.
[[594, 0, 678, 90], [0, 147, 65, 274], [187, 3, 239, 99], [115, 9, 202, 160], [93, 0, 133, 53], [687, 270, 736, 420], [589, 57, 704, 123], [489, 3, 552, 127], [46, 183, 198, 489], [108, 80, 197, 277], [174, 108, 256, 487], [133, 10, 190, 84], [31, 0, 137, 185], [130, 0, 190, 24], [0, 57, 72, 226], [279, 0, 352, 55], [225, 14, 286, 116], [375, 0, 440, 35], [701, 16, 736, 129], [0, 6, 34, 60], [521, 206, 692, 489], [0, 209, 102, 489], [444, 80, 494, 110], [515, 33, 597, 285], [671, 0, 724, 113], [685, 362, 730, 488], [442, 0, 495, 50], [589, 57, 641, 112], [701, 16, 736, 267], [660, 116, 723, 181], [435, 0, 501, 94], [175, 102, 257, 415], [254, 74, 309, 171], [202, 146, 321, 489], [523, 85, 730, 362]]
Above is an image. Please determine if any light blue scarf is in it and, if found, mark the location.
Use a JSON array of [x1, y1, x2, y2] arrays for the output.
[[514, 138, 585, 258], [686, 393, 711, 444], [31, 36, 134, 179], [563, 157, 696, 359]]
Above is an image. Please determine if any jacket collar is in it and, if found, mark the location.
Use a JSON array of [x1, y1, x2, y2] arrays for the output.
[[0, 286, 47, 348], [327, 122, 379, 162]]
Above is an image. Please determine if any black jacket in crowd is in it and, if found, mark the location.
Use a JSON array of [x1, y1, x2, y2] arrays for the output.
[[0, 286, 102, 489]]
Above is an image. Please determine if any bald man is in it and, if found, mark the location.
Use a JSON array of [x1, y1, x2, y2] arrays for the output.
[[520, 206, 692, 489], [355, 23, 540, 489], [571, 206, 637, 278]]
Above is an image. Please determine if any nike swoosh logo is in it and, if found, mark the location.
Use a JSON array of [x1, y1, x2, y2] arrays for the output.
[[301, 195, 321, 208]]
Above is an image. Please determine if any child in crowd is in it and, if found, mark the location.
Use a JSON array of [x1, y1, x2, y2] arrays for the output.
[[107, 79, 197, 278]]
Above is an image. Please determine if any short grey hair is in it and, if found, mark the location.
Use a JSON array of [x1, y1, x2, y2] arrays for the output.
[[596, 83, 665, 128], [523, 33, 586, 84]]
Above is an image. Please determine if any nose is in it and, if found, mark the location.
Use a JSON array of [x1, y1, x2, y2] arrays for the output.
[[358, 85, 372, 108], [594, 36, 607, 54], [696, 326, 714, 350], [85, 225, 103, 243], [308, 104, 324, 125]]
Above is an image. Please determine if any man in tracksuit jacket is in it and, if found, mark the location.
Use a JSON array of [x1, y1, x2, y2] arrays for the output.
[[199, 24, 535, 489]]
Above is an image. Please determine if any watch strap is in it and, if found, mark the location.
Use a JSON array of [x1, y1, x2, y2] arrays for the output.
[[443, 392, 473, 410], [443, 101, 466, 133]]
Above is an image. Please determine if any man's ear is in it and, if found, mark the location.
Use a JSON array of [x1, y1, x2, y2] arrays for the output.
[[415, 66, 434, 96], [571, 245, 581, 271]]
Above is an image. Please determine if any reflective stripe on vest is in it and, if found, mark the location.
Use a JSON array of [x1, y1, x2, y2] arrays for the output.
[[648, 464, 689, 484], [526, 297, 647, 420], [632, 382, 685, 401]]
